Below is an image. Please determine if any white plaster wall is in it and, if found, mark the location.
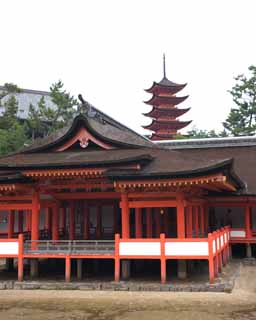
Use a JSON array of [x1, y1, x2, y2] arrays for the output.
[[230, 230, 246, 238], [0, 242, 18, 255], [119, 242, 161, 256], [165, 241, 209, 256]]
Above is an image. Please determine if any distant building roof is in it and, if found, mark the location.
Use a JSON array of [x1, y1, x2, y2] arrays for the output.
[[0, 86, 56, 119], [156, 136, 256, 149]]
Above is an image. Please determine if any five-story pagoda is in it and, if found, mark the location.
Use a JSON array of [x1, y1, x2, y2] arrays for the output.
[[143, 55, 191, 140]]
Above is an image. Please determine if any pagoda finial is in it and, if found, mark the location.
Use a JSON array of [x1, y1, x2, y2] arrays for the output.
[[163, 53, 166, 78]]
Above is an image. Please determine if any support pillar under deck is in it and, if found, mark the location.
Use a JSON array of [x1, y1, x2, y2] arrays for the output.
[[246, 243, 252, 258], [77, 259, 83, 280], [30, 259, 39, 279], [121, 260, 130, 280], [177, 260, 187, 280]]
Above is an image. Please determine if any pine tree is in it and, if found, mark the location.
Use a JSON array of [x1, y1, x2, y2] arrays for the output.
[[223, 65, 256, 136]]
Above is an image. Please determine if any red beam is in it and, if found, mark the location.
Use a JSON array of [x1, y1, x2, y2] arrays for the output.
[[0, 204, 32, 210], [52, 192, 120, 200], [127, 200, 177, 208]]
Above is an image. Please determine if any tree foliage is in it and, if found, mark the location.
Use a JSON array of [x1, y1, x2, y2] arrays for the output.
[[0, 83, 28, 154], [187, 127, 228, 139], [0, 81, 78, 155], [223, 65, 256, 136]]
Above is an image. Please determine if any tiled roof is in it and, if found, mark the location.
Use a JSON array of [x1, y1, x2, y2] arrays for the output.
[[159, 137, 256, 194], [0, 86, 56, 120]]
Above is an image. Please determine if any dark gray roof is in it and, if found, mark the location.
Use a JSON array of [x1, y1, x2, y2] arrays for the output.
[[0, 86, 56, 120], [156, 136, 256, 149], [158, 137, 256, 195]]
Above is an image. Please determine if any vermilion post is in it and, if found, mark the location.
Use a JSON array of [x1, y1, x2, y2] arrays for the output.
[[187, 206, 193, 237], [135, 208, 142, 238], [160, 233, 166, 283], [60, 207, 66, 231], [177, 194, 185, 238], [31, 192, 40, 250], [146, 208, 152, 238], [52, 205, 59, 241], [18, 210, 23, 234], [96, 205, 102, 239], [26, 210, 31, 232], [163, 209, 169, 236], [121, 193, 130, 239], [245, 206, 251, 239], [8, 210, 14, 238], [155, 208, 161, 238], [18, 233, 24, 281], [65, 256, 71, 282], [208, 233, 214, 284], [194, 206, 199, 237], [204, 205, 209, 233], [69, 201, 75, 240], [200, 205, 205, 236], [114, 233, 120, 281], [83, 201, 89, 239], [45, 208, 51, 231]]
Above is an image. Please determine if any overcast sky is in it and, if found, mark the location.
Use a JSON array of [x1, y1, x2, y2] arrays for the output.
[[1, 0, 256, 135]]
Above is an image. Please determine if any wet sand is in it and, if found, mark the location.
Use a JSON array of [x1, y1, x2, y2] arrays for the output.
[[0, 264, 255, 320]]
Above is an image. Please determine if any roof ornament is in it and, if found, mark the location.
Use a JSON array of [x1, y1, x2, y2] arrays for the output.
[[163, 53, 166, 79], [78, 94, 106, 124]]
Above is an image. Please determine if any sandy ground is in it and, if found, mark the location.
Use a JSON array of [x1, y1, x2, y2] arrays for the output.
[[0, 264, 255, 319]]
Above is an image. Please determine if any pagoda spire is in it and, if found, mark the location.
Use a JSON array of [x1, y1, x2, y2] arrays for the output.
[[163, 53, 166, 78], [143, 58, 192, 141]]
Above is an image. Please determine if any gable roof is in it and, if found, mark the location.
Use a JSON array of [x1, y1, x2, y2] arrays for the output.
[[18, 104, 155, 153]]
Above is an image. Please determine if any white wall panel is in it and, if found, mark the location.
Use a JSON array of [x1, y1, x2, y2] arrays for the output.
[[0, 242, 18, 255], [230, 230, 246, 238], [119, 242, 160, 256], [165, 242, 209, 256]]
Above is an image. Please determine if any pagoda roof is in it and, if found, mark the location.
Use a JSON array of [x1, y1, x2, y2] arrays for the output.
[[143, 120, 192, 131], [144, 107, 190, 118], [146, 77, 187, 94], [144, 94, 189, 107]]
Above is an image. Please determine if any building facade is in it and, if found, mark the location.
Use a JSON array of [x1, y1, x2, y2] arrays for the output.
[[0, 94, 252, 284]]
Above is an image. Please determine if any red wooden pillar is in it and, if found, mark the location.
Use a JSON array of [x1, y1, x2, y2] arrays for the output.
[[65, 257, 71, 282], [8, 210, 15, 238], [44, 208, 51, 230], [146, 208, 153, 238], [52, 204, 59, 241], [26, 210, 31, 232], [83, 201, 89, 239], [163, 209, 169, 236], [96, 205, 102, 239], [194, 206, 199, 237], [204, 205, 209, 233], [200, 205, 205, 236], [69, 201, 75, 240], [177, 194, 185, 238], [187, 206, 193, 237], [245, 206, 251, 239], [121, 193, 130, 238], [60, 207, 66, 231], [135, 208, 142, 238], [155, 209, 161, 238], [31, 192, 40, 249], [18, 210, 23, 234]]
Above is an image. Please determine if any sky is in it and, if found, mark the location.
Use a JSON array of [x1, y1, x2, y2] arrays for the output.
[[1, 0, 256, 135]]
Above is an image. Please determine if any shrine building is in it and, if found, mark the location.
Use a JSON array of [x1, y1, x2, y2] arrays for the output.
[[0, 66, 255, 284]]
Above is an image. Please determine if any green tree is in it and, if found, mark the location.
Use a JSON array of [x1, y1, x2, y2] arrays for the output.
[[0, 84, 28, 155], [223, 65, 256, 136], [187, 127, 228, 139], [49, 80, 78, 131], [26, 81, 78, 138]]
